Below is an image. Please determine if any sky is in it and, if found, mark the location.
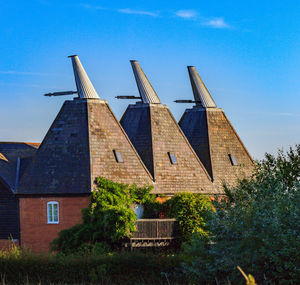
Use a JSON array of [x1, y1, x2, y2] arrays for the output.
[[0, 0, 299, 159]]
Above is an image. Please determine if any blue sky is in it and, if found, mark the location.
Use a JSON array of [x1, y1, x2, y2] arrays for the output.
[[0, 0, 299, 159]]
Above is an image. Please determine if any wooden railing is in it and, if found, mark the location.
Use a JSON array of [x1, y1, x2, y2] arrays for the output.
[[126, 219, 178, 248]]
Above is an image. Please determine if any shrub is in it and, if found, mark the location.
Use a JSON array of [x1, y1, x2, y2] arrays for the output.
[[165, 193, 214, 242], [0, 249, 185, 284], [182, 145, 300, 284], [51, 177, 154, 254]]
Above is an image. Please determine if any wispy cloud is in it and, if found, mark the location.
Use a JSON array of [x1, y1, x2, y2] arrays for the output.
[[0, 71, 61, 76], [175, 10, 197, 19], [203, 18, 230, 29], [118, 8, 158, 17], [80, 4, 106, 10]]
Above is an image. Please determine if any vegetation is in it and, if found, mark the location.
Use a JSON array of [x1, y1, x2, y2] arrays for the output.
[[0, 245, 185, 284], [182, 145, 300, 284], [2, 146, 296, 284], [51, 177, 155, 254], [165, 193, 214, 242]]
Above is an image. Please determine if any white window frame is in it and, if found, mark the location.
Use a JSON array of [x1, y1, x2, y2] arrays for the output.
[[47, 201, 59, 224]]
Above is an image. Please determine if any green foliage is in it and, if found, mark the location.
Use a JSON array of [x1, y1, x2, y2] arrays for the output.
[[182, 145, 300, 284], [51, 177, 153, 254], [0, 249, 184, 284], [165, 193, 214, 242]]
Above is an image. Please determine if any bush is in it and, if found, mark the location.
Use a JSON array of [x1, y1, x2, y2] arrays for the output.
[[51, 177, 154, 254], [165, 193, 214, 242], [0, 249, 185, 284], [182, 145, 300, 284]]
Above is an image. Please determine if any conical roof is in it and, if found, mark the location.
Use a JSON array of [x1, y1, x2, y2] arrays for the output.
[[17, 57, 153, 195], [121, 63, 214, 194], [69, 55, 100, 99], [187, 66, 216, 108], [179, 69, 253, 190], [130, 60, 161, 104]]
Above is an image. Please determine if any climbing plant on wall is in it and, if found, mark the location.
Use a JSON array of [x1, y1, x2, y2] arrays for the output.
[[51, 177, 154, 254]]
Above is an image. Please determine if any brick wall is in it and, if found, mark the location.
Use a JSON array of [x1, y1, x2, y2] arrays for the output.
[[19, 196, 89, 252]]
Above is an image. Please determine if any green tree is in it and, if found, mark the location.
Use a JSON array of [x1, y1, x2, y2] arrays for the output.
[[51, 177, 153, 254], [182, 145, 300, 283], [165, 193, 214, 242]]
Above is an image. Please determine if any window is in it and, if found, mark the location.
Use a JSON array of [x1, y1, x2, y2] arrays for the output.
[[113, 150, 124, 163], [47, 201, 59, 224], [168, 152, 178, 164], [229, 154, 238, 166]]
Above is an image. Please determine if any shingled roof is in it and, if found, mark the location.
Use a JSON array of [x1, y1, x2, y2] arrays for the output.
[[121, 61, 215, 194], [17, 56, 153, 195], [0, 142, 39, 192], [179, 66, 254, 189]]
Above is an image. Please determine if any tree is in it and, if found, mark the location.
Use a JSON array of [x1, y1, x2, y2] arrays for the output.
[[182, 145, 300, 283], [165, 193, 213, 242], [51, 177, 153, 254]]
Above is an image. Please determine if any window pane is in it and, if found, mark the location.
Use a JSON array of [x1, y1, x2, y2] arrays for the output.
[[113, 150, 124, 163], [168, 152, 178, 164], [54, 204, 58, 222], [48, 204, 53, 222], [229, 154, 238, 166]]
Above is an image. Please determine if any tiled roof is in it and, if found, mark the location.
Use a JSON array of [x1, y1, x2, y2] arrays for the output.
[[0, 142, 39, 191]]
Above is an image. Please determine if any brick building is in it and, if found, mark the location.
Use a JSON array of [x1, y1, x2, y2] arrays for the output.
[[0, 57, 253, 252]]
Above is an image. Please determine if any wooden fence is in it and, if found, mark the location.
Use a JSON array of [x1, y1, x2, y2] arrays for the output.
[[125, 219, 178, 248]]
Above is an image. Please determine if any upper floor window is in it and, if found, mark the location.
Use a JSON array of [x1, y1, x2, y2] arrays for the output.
[[228, 154, 238, 166], [168, 152, 178, 164], [113, 150, 124, 163], [47, 201, 59, 224]]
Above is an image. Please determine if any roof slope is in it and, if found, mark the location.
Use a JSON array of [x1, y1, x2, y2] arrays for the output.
[[18, 99, 153, 195], [17, 100, 91, 195], [0, 142, 39, 191], [179, 66, 253, 189], [17, 56, 153, 195], [121, 61, 214, 194]]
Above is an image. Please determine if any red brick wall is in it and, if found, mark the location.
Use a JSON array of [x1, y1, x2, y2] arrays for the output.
[[19, 196, 89, 252]]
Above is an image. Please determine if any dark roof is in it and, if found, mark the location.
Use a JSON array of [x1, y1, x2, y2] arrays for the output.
[[120, 105, 154, 178], [17, 99, 153, 195], [121, 103, 215, 194], [17, 100, 91, 195], [179, 108, 213, 179], [179, 107, 253, 189], [0, 142, 39, 191]]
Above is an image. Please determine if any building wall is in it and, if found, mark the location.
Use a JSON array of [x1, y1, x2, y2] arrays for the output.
[[0, 179, 19, 242], [19, 196, 89, 252]]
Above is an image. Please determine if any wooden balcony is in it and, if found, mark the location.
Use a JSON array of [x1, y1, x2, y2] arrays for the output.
[[125, 219, 178, 248]]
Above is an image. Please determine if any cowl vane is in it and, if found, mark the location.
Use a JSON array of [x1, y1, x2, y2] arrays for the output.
[[188, 66, 216, 108], [69, 55, 100, 99], [130, 60, 161, 104]]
